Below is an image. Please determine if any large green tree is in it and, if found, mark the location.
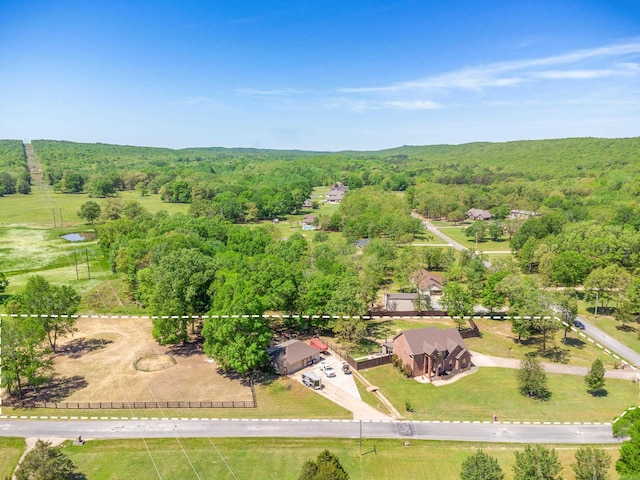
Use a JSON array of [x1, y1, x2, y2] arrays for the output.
[[441, 281, 475, 321], [571, 446, 610, 480], [517, 356, 550, 400], [202, 314, 271, 376], [299, 449, 349, 480], [1, 316, 51, 399], [10, 276, 81, 352], [77, 200, 101, 224], [513, 444, 562, 480], [15, 439, 79, 480], [617, 421, 640, 478], [585, 358, 605, 395], [460, 449, 504, 480]]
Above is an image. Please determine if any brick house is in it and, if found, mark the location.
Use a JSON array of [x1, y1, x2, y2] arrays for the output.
[[390, 327, 471, 380]]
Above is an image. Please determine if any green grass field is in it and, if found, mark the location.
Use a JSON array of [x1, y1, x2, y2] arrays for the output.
[[0, 190, 189, 227], [61, 437, 621, 480], [361, 365, 638, 423], [435, 225, 512, 252], [589, 315, 640, 358], [0, 437, 25, 479]]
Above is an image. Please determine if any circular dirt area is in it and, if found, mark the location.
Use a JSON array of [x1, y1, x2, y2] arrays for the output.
[[134, 354, 176, 372]]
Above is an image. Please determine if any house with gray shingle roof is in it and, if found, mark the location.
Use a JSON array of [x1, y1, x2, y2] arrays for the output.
[[390, 327, 471, 380], [267, 339, 321, 375]]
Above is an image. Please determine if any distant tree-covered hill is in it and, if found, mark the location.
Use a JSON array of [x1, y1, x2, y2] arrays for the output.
[[0, 140, 30, 195]]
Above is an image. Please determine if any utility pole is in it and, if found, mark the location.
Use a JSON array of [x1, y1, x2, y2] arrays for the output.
[[85, 249, 91, 279], [50, 208, 57, 227], [73, 250, 79, 280]]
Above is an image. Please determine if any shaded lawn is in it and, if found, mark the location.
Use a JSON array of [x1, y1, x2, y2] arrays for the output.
[[3, 376, 351, 420], [63, 437, 621, 480], [0, 437, 25, 479], [467, 318, 616, 369], [361, 365, 637, 423]]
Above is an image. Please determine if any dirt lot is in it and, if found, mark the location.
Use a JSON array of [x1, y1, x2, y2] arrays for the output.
[[20, 317, 252, 404]]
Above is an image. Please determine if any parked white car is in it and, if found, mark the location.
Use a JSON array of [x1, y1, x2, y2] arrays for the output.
[[319, 363, 336, 378]]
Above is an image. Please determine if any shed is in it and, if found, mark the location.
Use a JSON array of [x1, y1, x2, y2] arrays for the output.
[[267, 339, 321, 375]]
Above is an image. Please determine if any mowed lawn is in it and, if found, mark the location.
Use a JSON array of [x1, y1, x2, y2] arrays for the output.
[[63, 438, 622, 480], [436, 225, 511, 252], [360, 365, 638, 423], [590, 315, 640, 357], [0, 190, 189, 226], [0, 437, 25, 479]]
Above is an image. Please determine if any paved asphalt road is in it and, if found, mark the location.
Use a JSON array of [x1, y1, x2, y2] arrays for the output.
[[0, 419, 621, 444], [576, 316, 640, 369]]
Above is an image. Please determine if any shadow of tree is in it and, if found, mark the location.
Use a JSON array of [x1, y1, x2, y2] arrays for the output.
[[165, 337, 204, 357], [12, 375, 88, 405], [59, 338, 113, 359], [563, 337, 586, 348], [590, 388, 608, 397], [539, 346, 570, 364], [616, 325, 636, 333]]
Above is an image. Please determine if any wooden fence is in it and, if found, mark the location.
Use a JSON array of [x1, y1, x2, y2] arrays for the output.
[[22, 400, 256, 409], [347, 354, 393, 371]]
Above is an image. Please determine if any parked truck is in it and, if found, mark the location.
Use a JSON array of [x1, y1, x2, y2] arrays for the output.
[[302, 371, 322, 390]]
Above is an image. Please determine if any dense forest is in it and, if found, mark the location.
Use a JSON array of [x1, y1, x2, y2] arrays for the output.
[[0, 140, 30, 195], [3, 136, 640, 373]]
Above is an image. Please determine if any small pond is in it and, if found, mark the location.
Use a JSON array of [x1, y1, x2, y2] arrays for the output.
[[61, 232, 96, 242]]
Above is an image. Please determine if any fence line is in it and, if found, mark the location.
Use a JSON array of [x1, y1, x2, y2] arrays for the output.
[[15, 400, 256, 409]]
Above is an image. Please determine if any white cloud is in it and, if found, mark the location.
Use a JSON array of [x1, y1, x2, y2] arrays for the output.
[[384, 100, 440, 110], [340, 39, 640, 94]]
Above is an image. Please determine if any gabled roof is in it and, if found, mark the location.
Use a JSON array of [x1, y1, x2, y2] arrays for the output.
[[412, 269, 445, 292], [394, 327, 469, 358], [467, 208, 492, 220], [267, 339, 319, 366]]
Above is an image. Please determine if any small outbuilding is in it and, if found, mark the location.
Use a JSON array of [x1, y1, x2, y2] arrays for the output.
[[267, 339, 321, 375]]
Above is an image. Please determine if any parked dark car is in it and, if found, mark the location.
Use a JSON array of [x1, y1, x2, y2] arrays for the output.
[[574, 320, 586, 330], [342, 363, 351, 375]]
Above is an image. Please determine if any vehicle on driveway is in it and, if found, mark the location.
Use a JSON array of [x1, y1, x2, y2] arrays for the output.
[[319, 363, 336, 377], [302, 371, 322, 389], [574, 320, 586, 330]]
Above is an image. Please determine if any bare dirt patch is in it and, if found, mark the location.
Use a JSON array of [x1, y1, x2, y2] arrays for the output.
[[31, 317, 252, 403]]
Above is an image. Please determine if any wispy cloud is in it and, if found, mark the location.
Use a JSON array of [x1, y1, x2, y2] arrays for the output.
[[339, 40, 640, 94], [384, 100, 440, 110]]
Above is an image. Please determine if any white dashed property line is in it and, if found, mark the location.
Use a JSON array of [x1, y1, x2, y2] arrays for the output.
[[0, 315, 635, 426]]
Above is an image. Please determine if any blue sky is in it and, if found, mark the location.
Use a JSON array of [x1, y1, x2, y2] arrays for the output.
[[1, 1, 639, 150]]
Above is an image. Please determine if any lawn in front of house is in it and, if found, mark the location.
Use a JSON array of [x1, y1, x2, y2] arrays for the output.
[[435, 225, 511, 252], [360, 365, 637, 423], [63, 437, 621, 480], [467, 317, 615, 369]]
